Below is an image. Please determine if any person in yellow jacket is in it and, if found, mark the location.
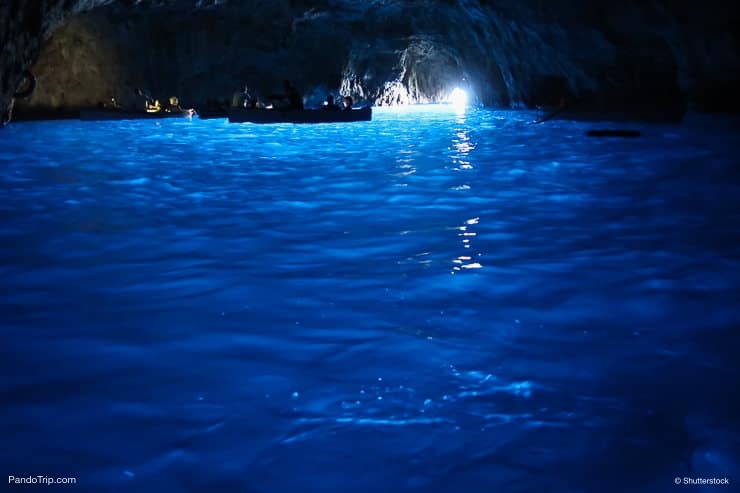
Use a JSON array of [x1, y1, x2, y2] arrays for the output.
[[145, 99, 161, 113]]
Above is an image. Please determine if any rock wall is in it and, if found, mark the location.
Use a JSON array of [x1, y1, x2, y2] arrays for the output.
[[0, 0, 112, 124], [4, 0, 740, 120]]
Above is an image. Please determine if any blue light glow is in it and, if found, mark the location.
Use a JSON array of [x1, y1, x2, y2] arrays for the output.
[[0, 110, 738, 492]]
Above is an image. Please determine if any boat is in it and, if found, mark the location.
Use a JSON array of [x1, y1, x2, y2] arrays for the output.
[[228, 107, 372, 124], [79, 108, 195, 121], [10, 108, 80, 122], [196, 107, 228, 120]]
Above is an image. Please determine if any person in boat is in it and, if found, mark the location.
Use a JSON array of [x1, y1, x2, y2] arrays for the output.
[[231, 88, 243, 107], [284, 80, 303, 110], [146, 99, 162, 113], [166, 96, 182, 112], [342, 95, 353, 111], [136, 88, 157, 111], [268, 80, 304, 110], [322, 94, 340, 111], [166, 96, 196, 117], [232, 85, 257, 108], [244, 87, 258, 109]]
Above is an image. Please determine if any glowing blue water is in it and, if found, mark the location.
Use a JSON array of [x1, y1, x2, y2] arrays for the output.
[[1, 107, 738, 492]]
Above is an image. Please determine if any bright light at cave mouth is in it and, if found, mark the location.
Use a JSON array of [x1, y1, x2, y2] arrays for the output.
[[447, 87, 468, 107]]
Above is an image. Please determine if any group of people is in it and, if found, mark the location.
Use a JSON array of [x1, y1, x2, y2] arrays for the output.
[[135, 89, 193, 115], [232, 80, 355, 111], [322, 94, 353, 111], [129, 82, 356, 114], [145, 96, 185, 114]]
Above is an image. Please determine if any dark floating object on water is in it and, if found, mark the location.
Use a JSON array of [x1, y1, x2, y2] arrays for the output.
[[79, 108, 194, 121], [196, 108, 228, 120], [228, 107, 372, 124], [587, 129, 641, 138]]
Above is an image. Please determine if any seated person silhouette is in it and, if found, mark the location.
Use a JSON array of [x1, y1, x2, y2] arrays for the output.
[[342, 96, 353, 110], [269, 80, 304, 110], [323, 94, 340, 111]]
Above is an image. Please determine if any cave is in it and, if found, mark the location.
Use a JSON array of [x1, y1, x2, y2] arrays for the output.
[[2, 0, 740, 121], [2, 2, 739, 492]]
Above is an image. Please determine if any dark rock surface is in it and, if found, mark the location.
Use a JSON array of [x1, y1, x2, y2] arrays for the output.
[[3, 0, 740, 123], [0, 0, 113, 124]]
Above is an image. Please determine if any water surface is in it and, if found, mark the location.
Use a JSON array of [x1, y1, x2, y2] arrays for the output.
[[1, 107, 738, 492]]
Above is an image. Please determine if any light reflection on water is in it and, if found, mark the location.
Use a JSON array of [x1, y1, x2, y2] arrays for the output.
[[1, 107, 739, 492]]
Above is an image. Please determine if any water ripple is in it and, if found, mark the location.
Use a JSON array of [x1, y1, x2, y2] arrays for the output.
[[1, 107, 739, 492]]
